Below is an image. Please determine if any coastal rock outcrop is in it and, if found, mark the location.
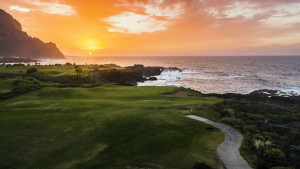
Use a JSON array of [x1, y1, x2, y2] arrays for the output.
[[89, 64, 164, 85], [0, 9, 64, 59]]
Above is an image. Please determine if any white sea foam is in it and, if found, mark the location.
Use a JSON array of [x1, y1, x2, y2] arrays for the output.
[[280, 87, 300, 96], [138, 69, 206, 87], [139, 69, 300, 97], [228, 75, 246, 79], [262, 92, 270, 95], [36, 56, 300, 95], [181, 69, 201, 74]]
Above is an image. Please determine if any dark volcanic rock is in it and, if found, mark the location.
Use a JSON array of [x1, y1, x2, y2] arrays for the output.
[[0, 9, 64, 59], [89, 64, 164, 85], [0, 57, 37, 63], [163, 67, 182, 72], [194, 88, 300, 105], [147, 77, 157, 81], [89, 69, 144, 86], [125, 64, 163, 77]]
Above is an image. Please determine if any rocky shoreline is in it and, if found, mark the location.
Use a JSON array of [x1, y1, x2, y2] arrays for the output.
[[0, 57, 38, 63], [192, 89, 300, 104], [89, 64, 182, 86], [140, 69, 300, 101]]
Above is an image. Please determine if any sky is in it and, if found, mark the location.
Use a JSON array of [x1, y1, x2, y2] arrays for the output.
[[1, 0, 300, 56]]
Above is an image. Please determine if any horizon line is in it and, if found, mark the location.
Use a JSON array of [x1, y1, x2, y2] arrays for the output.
[[63, 55, 300, 57]]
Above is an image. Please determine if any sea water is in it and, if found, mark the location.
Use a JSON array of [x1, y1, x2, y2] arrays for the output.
[[40, 56, 300, 95]]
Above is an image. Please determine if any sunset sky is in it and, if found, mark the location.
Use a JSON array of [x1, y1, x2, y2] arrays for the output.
[[1, 0, 300, 56]]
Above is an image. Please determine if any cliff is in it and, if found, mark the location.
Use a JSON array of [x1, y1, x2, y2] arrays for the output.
[[0, 9, 64, 59]]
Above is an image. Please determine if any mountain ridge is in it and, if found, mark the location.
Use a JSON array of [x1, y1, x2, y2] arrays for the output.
[[0, 9, 65, 59]]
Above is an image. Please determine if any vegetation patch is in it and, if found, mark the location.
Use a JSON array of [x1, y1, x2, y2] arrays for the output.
[[192, 97, 300, 169], [1, 64, 299, 169], [0, 86, 224, 169], [165, 91, 196, 98]]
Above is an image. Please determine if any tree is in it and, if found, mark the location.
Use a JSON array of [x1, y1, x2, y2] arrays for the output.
[[74, 66, 82, 76], [65, 62, 72, 66]]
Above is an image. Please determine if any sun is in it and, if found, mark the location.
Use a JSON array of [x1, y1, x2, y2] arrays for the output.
[[89, 52, 93, 55], [83, 38, 103, 51]]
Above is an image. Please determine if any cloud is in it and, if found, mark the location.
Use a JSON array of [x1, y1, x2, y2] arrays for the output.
[[260, 2, 300, 27], [32, 0, 76, 16], [205, 7, 220, 18], [144, 1, 184, 19], [223, 1, 267, 19], [9, 0, 75, 16], [103, 12, 170, 34], [3, 0, 300, 55], [103, 0, 184, 34], [203, 1, 300, 27], [9, 5, 31, 12]]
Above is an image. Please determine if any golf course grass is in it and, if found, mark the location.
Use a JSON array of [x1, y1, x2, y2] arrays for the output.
[[0, 86, 224, 169], [0, 65, 123, 77], [0, 79, 15, 93]]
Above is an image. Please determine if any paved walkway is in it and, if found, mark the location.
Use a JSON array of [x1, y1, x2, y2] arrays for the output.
[[187, 115, 253, 169]]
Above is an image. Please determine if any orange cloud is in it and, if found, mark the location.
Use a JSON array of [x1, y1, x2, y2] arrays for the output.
[[0, 0, 300, 56], [8, 0, 75, 15], [103, 0, 184, 34], [9, 5, 31, 12], [103, 12, 171, 34]]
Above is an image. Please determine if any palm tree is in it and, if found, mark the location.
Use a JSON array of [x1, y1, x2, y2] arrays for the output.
[[75, 66, 82, 76]]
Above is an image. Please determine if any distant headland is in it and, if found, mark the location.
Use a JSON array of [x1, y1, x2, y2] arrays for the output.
[[0, 9, 64, 59]]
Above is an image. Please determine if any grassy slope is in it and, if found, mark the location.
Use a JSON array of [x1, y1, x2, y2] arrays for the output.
[[0, 86, 224, 169], [0, 79, 15, 93], [0, 65, 123, 77], [0, 65, 76, 75]]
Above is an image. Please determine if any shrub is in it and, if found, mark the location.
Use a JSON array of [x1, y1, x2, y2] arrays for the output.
[[193, 162, 212, 169], [65, 62, 72, 66], [13, 79, 25, 85], [12, 84, 41, 95], [220, 110, 230, 118], [27, 68, 37, 74]]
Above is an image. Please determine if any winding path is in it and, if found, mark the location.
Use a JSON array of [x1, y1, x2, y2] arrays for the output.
[[187, 115, 252, 169]]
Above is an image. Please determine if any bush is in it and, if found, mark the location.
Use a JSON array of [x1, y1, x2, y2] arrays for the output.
[[257, 162, 269, 169], [193, 162, 212, 169], [220, 110, 230, 118], [65, 62, 72, 66], [13, 79, 25, 85], [12, 84, 41, 95], [27, 68, 37, 74]]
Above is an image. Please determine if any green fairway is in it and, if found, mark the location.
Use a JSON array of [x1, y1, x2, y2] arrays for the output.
[[0, 86, 224, 169], [0, 65, 124, 77], [0, 65, 88, 76], [0, 79, 15, 93]]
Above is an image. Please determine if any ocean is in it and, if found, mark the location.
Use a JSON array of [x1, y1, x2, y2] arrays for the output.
[[41, 56, 300, 95]]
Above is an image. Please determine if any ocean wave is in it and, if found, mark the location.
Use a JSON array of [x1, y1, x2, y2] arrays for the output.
[[166, 82, 182, 87], [280, 87, 300, 96], [181, 69, 201, 74], [136, 56, 300, 96], [227, 75, 246, 79]]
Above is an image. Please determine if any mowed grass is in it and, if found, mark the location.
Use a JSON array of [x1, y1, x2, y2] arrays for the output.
[[0, 65, 85, 76], [0, 65, 124, 77], [0, 86, 224, 169], [0, 79, 15, 93]]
